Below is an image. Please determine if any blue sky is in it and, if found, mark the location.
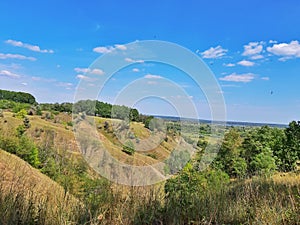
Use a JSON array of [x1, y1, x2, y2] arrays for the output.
[[0, 0, 300, 124]]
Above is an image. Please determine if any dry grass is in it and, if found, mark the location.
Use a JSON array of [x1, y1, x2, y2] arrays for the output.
[[0, 149, 84, 225]]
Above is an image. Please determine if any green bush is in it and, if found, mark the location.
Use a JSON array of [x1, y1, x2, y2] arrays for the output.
[[122, 140, 135, 155]]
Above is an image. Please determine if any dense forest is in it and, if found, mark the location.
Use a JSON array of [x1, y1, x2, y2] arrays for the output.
[[0, 89, 299, 224]]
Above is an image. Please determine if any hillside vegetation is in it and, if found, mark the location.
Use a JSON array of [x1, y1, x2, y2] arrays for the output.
[[0, 89, 299, 224]]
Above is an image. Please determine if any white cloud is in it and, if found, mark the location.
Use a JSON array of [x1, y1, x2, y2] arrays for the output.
[[0, 53, 36, 61], [74, 67, 90, 73], [5, 39, 54, 53], [0, 69, 20, 78], [201, 45, 228, 58], [269, 40, 277, 44], [125, 57, 144, 63], [132, 68, 140, 72], [144, 74, 163, 79], [115, 44, 127, 50], [91, 68, 105, 75], [242, 42, 263, 56], [278, 57, 291, 62], [76, 74, 90, 80], [74, 67, 104, 75], [223, 63, 235, 67], [261, 77, 270, 81], [219, 73, 255, 83], [93, 44, 127, 53], [250, 54, 264, 60], [237, 60, 255, 67], [267, 40, 300, 59], [93, 46, 114, 53], [21, 82, 28, 86]]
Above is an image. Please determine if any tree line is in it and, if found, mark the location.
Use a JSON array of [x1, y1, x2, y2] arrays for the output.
[[0, 89, 36, 104]]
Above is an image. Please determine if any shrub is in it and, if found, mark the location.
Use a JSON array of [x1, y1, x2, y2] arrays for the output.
[[122, 140, 135, 155], [16, 109, 28, 119]]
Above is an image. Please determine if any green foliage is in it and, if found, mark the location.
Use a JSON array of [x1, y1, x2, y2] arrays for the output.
[[197, 137, 208, 149], [213, 128, 247, 177], [0, 89, 36, 104], [0, 99, 16, 109], [129, 108, 139, 121], [0, 131, 40, 168], [73, 100, 141, 121], [250, 147, 276, 175], [142, 115, 154, 130], [284, 121, 300, 170], [122, 140, 135, 155], [16, 109, 28, 119], [242, 126, 286, 174], [164, 164, 230, 223], [16, 125, 26, 137]]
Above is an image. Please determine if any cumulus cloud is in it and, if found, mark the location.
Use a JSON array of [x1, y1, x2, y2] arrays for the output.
[[144, 74, 163, 79], [93, 44, 127, 53], [219, 73, 255, 83], [132, 68, 140, 72], [201, 45, 228, 59], [0, 69, 21, 78], [0, 53, 36, 61], [242, 42, 264, 60], [242, 42, 263, 56], [267, 40, 300, 60], [223, 63, 235, 67], [5, 39, 54, 53], [237, 60, 255, 67]]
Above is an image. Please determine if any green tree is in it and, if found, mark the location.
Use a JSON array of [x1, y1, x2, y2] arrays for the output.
[[129, 108, 139, 121], [213, 128, 247, 177], [283, 121, 300, 171], [242, 126, 284, 174], [250, 147, 276, 175], [17, 136, 40, 167]]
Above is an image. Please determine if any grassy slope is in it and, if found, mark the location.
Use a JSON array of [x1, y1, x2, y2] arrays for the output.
[[0, 149, 82, 224], [1, 112, 183, 167]]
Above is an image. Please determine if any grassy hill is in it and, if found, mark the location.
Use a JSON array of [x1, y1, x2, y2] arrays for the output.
[[0, 149, 83, 225], [1, 108, 300, 224]]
